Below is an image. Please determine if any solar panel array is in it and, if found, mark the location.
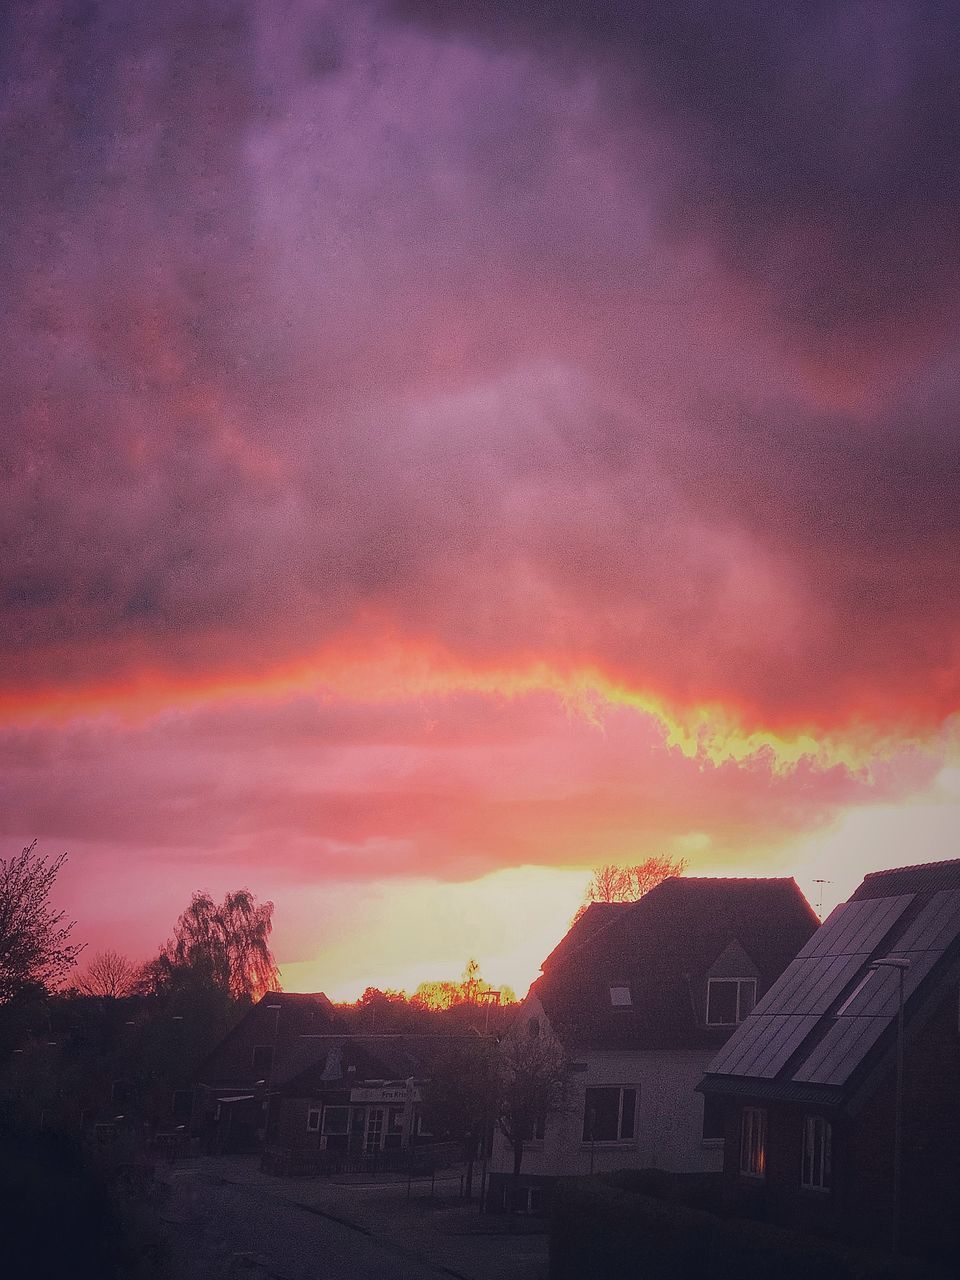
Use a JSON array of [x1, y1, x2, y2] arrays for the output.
[[709, 893, 920, 1083], [793, 889, 960, 1086]]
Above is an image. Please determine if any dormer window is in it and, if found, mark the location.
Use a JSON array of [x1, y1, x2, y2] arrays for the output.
[[609, 985, 632, 1007], [706, 977, 756, 1026]]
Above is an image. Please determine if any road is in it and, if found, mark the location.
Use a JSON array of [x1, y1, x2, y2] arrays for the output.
[[160, 1174, 461, 1280]]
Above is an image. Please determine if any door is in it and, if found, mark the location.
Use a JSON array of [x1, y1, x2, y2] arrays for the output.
[[364, 1107, 384, 1154]]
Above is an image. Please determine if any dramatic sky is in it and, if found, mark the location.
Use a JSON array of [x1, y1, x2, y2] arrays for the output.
[[4, 1, 960, 999]]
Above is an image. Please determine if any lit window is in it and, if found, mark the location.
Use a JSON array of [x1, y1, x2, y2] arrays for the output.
[[582, 1086, 638, 1143], [307, 1107, 321, 1132], [740, 1107, 766, 1178], [707, 979, 757, 1026], [801, 1115, 832, 1191], [609, 985, 632, 1006]]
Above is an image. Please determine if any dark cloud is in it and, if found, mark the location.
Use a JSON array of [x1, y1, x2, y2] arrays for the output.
[[1, 0, 959, 735], [391, 0, 960, 353]]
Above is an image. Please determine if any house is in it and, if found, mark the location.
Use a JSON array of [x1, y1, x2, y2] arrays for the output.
[[698, 859, 960, 1263], [194, 991, 338, 1152], [261, 1033, 471, 1175], [486, 876, 818, 1212]]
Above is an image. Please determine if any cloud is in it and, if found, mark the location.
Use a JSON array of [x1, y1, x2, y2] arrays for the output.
[[2, 0, 959, 750]]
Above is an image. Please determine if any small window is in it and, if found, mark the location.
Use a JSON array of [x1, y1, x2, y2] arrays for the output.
[[582, 1086, 638, 1143], [609, 985, 632, 1006], [252, 1045, 274, 1073], [740, 1107, 766, 1178], [702, 1093, 725, 1142], [707, 979, 757, 1026], [307, 1107, 321, 1132], [801, 1115, 832, 1191]]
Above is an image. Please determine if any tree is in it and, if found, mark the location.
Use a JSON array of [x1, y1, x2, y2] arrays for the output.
[[144, 889, 280, 1001], [422, 1038, 497, 1199], [0, 842, 82, 1004], [497, 1023, 567, 1190], [573, 855, 687, 923], [73, 949, 139, 999]]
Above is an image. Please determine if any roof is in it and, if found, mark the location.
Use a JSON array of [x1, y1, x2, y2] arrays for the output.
[[532, 877, 818, 1052], [273, 1034, 490, 1095], [196, 991, 339, 1086], [541, 902, 633, 970], [701, 858, 960, 1109]]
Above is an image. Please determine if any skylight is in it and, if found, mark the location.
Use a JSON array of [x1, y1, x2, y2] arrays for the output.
[[609, 985, 632, 1006]]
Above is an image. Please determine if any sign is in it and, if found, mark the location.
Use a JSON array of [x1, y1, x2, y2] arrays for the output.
[[350, 1084, 422, 1104]]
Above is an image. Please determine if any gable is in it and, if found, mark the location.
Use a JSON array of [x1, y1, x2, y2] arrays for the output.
[[707, 940, 760, 980]]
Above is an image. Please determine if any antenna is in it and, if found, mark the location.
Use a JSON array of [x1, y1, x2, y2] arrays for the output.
[[812, 879, 831, 920]]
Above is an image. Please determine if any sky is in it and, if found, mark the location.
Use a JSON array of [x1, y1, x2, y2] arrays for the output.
[[3, 1, 960, 1001]]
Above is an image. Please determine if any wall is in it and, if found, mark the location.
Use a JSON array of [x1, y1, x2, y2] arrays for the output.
[[490, 1045, 722, 1179]]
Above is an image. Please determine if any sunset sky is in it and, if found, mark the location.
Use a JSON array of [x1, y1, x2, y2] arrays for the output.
[[4, 1, 960, 1001]]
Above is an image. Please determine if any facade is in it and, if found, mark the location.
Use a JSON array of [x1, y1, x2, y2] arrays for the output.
[[262, 1034, 468, 1175], [194, 991, 337, 1153], [700, 859, 960, 1264], [487, 876, 818, 1211]]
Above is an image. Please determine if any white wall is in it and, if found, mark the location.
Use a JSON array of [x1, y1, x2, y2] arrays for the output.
[[490, 1037, 723, 1178]]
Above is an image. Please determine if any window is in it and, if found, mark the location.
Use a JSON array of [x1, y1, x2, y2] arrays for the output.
[[740, 1107, 766, 1178], [321, 1105, 350, 1136], [801, 1116, 832, 1191], [707, 978, 756, 1026], [252, 1045, 274, 1073], [582, 1086, 637, 1143], [701, 1094, 725, 1143], [609, 985, 632, 1006], [307, 1107, 321, 1132]]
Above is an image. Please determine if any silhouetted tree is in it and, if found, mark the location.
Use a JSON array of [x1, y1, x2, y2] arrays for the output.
[[573, 855, 687, 923], [0, 842, 82, 1004], [412, 958, 516, 1013], [497, 1024, 566, 1191], [423, 1038, 497, 1199], [73, 949, 139, 999], [143, 889, 279, 1001]]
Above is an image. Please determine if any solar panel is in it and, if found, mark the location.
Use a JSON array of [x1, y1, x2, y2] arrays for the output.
[[793, 1015, 888, 1085], [801, 894, 914, 958], [792, 889, 960, 1086], [896, 890, 960, 953]]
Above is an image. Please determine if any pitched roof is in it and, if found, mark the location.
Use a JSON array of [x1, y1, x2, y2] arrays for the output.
[[273, 1034, 488, 1094], [701, 859, 960, 1107], [532, 877, 818, 1052], [196, 991, 339, 1086], [541, 902, 633, 970]]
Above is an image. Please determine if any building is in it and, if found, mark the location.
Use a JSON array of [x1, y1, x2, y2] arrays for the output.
[[194, 991, 338, 1153], [262, 1034, 471, 1175], [487, 876, 818, 1211], [699, 859, 960, 1263]]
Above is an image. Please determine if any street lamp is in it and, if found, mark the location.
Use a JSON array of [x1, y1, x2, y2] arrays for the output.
[[869, 956, 910, 1256]]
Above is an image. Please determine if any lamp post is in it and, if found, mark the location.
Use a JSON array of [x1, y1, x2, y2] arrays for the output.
[[263, 1002, 282, 1141], [869, 956, 910, 1257]]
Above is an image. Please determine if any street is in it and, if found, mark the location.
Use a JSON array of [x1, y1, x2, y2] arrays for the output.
[[160, 1175, 460, 1280]]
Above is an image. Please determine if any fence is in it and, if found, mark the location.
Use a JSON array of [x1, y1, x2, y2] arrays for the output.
[[262, 1140, 462, 1180]]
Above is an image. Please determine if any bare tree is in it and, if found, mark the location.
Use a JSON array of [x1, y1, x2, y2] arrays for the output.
[[144, 889, 280, 1001], [497, 1024, 567, 1183], [573, 854, 687, 923], [74, 948, 138, 998], [0, 841, 82, 1002]]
